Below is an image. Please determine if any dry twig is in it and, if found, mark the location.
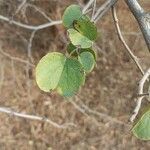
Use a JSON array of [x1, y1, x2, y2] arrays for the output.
[[0, 107, 76, 128], [130, 68, 150, 122], [111, 6, 144, 75]]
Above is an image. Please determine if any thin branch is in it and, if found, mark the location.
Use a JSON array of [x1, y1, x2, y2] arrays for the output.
[[82, 0, 95, 14], [112, 6, 144, 75], [130, 68, 150, 122], [0, 107, 76, 128], [71, 99, 130, 127], [125, 0, 150, 51], [0, 15, 62, 30], [93, 0, 117, 23], [91, 0, 97, 21], [27, 4, 53, 22], [0, 49, 35, 67]]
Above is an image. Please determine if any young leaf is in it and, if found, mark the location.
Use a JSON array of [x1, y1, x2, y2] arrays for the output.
[[57, 58, 85, 97], [132, 109, 150, 140], [73, 16, 97, 41], [36, 52, 66, 92], [62, 5, 82, 28], [68, 29, 93, 49], [78, 51, 95, 73]]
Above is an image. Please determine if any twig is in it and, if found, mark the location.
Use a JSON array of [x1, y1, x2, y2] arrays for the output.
[[0, 59, 5, 94], [27, 4, 53, 22], [93, 0, 117, 23], [27, 30, 36, 62], [71, 99, 129, 127], [14, 0, 27, 16], [0, 49, 35, 67], [0, 107, 76, 128], [82, 0, 95, 14], [130, 68, 150, 122], [0, 15, 62, 30], [91, 0, 97, 21], [80, 102, 129, 126], [111, 6, 144, 75]]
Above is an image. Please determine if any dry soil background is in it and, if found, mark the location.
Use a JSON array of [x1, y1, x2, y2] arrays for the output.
[[0, 0, 150, 150]]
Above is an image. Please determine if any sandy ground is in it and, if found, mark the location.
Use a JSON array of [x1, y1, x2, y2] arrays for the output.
[[0, 0, 150, 149]]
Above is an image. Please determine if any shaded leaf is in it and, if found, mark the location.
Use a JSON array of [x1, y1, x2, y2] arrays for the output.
[[78, 51, 95, 73], [62, 5, 82, 28], [57, 58, 85, 97], [132, 109, 150, 140], [73, 15, 97, 41], [67, 42, 78, 57], [68, 29, 93, 49]]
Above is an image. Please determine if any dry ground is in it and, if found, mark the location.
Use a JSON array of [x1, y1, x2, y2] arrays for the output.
[[0, 0, 150, 149]]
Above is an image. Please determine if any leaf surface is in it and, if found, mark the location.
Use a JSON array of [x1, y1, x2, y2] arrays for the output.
[[132, 109, 150, 140]]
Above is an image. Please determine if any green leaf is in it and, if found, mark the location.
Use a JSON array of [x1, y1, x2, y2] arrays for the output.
[[78, 51, 95, 73], [68, 29, 93, 49], [67, 43, 97, 60], [73, 15, 97, 41], [36, 52, 65, 92], [36, 52, 85, 97], [67, 43, 78, 57], [62, 5, 82, 28], [80, 48, 97, 61], [57, 58, 85, 97], [132, 109, 150, 140]]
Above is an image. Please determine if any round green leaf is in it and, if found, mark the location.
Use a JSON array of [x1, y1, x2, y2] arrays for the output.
[[132, 109, 150, 140], [80, 48, 97, 61], [57, 58, 85, 97], [36, 52, 85, 97], [36, 52, 66, 92], [78, 51, 95, 73], [62, 5, 82, 28], [73, 15, 97, 41], [68, 29, 93, 49]]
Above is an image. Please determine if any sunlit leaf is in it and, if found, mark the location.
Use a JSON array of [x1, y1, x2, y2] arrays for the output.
[[62, 5, 82, 28], [36, 52, 85, 97], [78, 51, 95, 73], [68, 29, 93, 49], [36, 52, 65, 92], [132, 109, 150, 140]]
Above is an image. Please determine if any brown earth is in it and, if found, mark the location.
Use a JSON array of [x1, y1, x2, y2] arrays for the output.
[[0, 0, 150, 150]]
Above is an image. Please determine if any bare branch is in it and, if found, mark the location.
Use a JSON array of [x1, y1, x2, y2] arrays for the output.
[[82, 0, 95, 13], [112, 6, 144, 75], [93, 0, 117, 23], [125, 0, 150, 51], [0, 49, 35, 67], [130, 68, 150, 122], [0, 15, 62, 30], [0, 107, 76, 128]]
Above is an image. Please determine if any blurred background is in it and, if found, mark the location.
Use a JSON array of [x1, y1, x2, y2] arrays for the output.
[[0, 0, 150, 149]]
